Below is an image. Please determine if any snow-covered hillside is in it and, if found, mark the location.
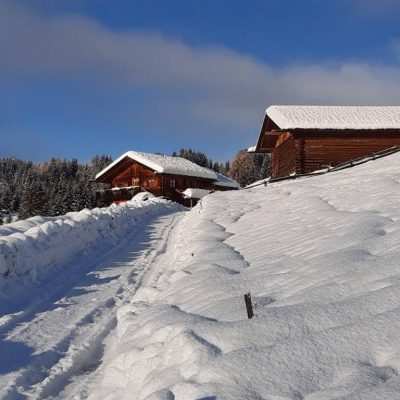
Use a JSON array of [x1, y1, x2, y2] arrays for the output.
[[83, 152, 400, 400]]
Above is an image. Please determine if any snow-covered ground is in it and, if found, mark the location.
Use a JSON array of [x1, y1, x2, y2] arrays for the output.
[[3, 152, 400, 399], [0, 199, 184, 399], [79, 151, 400, 400]]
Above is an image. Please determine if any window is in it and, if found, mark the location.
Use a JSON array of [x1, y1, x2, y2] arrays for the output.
[[170, 179, 176, 188], [132, 178, 139, 186], [148, 179, 156, 187]]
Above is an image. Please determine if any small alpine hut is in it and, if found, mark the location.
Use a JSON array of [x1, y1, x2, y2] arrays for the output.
[[94, 151, 239, 206], [252, 105, 400, 178]]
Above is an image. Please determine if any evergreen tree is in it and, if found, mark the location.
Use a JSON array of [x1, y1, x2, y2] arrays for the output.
[[5, 213, 12, 224], [174, 148, 227, 173], [0, 154, 112, 220], [91, 155, 113, 173], [260, 154, 272, 179], [177, 148, 210, 168], [19, 182, 48, 219]]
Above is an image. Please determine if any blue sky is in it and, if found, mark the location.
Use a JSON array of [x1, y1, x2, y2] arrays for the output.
[[1, 0, 400, 163]]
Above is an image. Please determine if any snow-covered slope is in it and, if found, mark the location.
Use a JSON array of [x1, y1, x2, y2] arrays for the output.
[[86, 152, 400, 400]]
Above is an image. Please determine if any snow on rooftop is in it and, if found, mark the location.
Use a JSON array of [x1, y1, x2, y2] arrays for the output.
[[266, 105, 400, 130], [213, 171, 240, 188], [96, 151, 217, 181], [182, 188, 211, 199], [110, 185, 138, 191]]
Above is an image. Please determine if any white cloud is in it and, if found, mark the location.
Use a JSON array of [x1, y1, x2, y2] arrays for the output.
[[1, 0, 400, 137]]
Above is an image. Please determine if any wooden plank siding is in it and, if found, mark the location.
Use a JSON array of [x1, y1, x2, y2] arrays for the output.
[[271, 134, 296, 178], [259, 129, 400, 178], [292, 130, 400, 174]]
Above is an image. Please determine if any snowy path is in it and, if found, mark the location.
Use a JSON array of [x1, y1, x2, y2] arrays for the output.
[[0, 210, 184, 400]]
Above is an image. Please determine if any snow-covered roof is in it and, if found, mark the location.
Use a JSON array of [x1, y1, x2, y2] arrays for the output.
[[110, 186, 138, 191], [213, 172, 240, 189], [182, 188, 211, 199], [96, 151, 218, 181], [266, 105, 400, 130]]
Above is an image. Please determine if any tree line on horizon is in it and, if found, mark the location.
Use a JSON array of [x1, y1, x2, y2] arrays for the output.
[[0, 155, 112, 223], [0, 149, 270, 223]]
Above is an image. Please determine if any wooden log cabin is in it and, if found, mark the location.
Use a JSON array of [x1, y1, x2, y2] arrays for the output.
[[252, 105, 400, 178], [94, 151, 239, 205]]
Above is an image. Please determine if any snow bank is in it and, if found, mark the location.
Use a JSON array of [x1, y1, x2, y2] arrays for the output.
[[0, 215, 70, 237], [0, 199, 183, 281], [88, 151, 400, 399]]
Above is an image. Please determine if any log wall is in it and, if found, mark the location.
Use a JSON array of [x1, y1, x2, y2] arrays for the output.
[[271, 134, 296, 178], [292, 130, 400, 174]]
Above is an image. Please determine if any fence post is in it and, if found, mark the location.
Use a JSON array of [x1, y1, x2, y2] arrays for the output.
[[244, 292, 254, 319]]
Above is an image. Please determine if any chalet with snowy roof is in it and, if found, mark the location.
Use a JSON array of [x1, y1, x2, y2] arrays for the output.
[[251, 106, 400, 178], [94, 151, 239, 205]]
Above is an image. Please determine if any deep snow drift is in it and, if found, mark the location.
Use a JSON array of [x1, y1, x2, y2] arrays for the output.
[[84, 151, 400, 400]]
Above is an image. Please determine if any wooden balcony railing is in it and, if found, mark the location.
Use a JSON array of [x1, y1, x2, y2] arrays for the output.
[[96, 186, 141, 204]]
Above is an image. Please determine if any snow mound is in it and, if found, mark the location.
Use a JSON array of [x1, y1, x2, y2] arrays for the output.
[[0, 199, 183, 281], [88, 151, 400, 399], [132, 191, 156, 201]]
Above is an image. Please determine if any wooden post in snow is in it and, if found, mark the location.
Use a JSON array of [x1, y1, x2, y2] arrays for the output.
[[244, 292, 254, 319]]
